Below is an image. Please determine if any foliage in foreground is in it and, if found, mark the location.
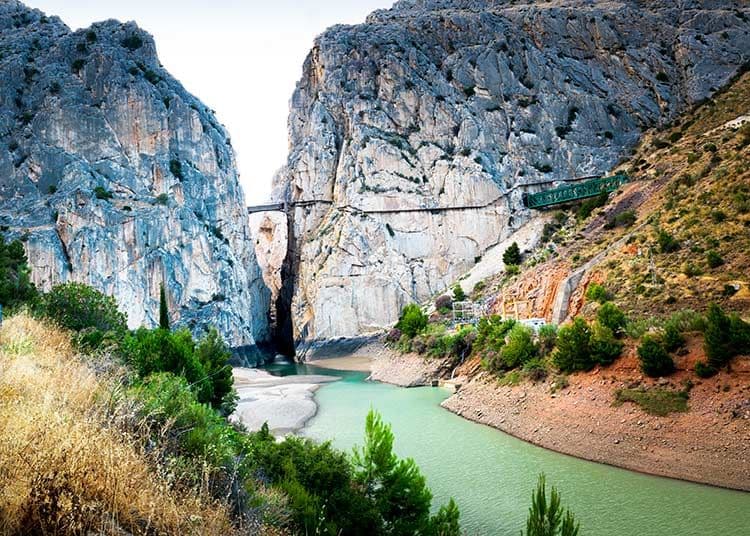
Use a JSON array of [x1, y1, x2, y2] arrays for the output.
[[0, 235, 37, 311], [524, 474, 579, 536]]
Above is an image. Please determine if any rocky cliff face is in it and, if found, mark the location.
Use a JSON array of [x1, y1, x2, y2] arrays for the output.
[[275, 0, 750, 344], [0, 1, 270, 356]]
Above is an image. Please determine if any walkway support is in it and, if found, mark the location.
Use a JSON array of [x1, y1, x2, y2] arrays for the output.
[[523, 173, 629, 209]]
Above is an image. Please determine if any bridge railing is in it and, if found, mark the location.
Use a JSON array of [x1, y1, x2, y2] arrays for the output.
[[523, 173, 629, 209]]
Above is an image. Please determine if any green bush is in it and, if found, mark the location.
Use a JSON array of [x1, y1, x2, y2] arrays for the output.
[[499, 324, 537, 369], [452, 285, 466, 302], [121, 34, 144, 51], [395, 304, 428, 338], [155, 193, 169, 205], [694, 361, 717, 378], [503, 242, 522, 266], [662, 323, 685, 354], [0, 235, 37, 310], [169, 159, 184, 179], [122, 327, 214, 404], [554, 318, 594, 372], [596, 302, 626, 334], [538, 324, 558, 357], [585, 283, 610, 304], [702, 303, 750, 370], [637, 335, 674, 377], [40, 282, 127, 335], [475, 315, 516, 354], [706, 250, 724, 268], [589, 322, 623, 366], [195, 327, 236, 414], [94, 185, 113, 200], [657, 230, 680, 253], [576, 192, 608, 220]]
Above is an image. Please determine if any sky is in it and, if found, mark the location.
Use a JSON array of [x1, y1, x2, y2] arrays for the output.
[[26, 0, 395, 204]]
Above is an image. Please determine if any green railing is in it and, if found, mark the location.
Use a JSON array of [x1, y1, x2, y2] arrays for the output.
[[523, 173, 630, 209]]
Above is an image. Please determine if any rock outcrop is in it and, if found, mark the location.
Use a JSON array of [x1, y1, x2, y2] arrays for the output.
[[0, 1, 270, 356], [275, 0, 750, 345]]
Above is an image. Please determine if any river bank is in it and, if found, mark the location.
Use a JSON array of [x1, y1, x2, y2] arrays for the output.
[[367, 341, 750, 492], [231, 367, 339, 435]]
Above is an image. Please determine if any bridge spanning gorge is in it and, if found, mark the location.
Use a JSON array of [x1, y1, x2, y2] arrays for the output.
[[246, 173, 630, 215]]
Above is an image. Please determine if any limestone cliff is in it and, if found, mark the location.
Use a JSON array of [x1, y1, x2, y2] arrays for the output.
[[0, 1, 270, 356], [275, 0, 750, 344]]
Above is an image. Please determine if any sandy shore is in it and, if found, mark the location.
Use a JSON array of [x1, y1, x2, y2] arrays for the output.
[[231, 367, 339, 435], [307, 355, 372, 372]]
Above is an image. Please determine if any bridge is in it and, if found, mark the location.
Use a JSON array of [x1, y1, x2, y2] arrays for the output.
[[247, 174, 630, 215], [522, 173, 630, 209]]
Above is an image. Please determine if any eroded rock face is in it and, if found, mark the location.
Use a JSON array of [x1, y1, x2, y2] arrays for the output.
[[0, 1, 270, 357], [275, 0, 750, 343]]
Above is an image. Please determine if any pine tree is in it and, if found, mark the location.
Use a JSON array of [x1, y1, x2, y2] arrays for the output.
[[503, 241, 522, 266], [159, 284, 170, 330], [353, 410, 439, 536], [525, 474, 580, 536]]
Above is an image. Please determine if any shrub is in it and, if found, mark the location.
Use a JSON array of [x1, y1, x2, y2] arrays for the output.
[[121, 34, 144, 51], [503, 242, 522, 266], [452, 285, 466, 302], [613, 388, 688, 416], [0, 235, 37, 310], [94, 185, 113, 200], [40, 283, 127, 335], [656, 72, 669, 83], [694, 361, 717, 378], [500, 324, 537, 369], [169, 159, 184, 179], [71, 58, 85, 73], [554, 318, 594, 372], [538, 324, 558, 357], [576, 192, 608, 220], [589, 322, 623, 366], [386, 328, 402, 342], [523, 359, 548, 382], [657, 230, 680, 253], [706, 250, 724, 268], [156, 193, 169, 205], [596, 302, 626, 334], [475, 315, 516, 354], [585, 283, 610, 304], [637, 335, 674, 377], [506, 264, 520, 276], [662, 322, 686, 353], [703, 304, 750, 373], [395, 304, 428, 338], [195, 327, 237, 414], [435, 294, 452, 313]]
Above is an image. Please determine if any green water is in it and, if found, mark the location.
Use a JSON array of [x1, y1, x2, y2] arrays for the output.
[[264, 362, 750, 535]]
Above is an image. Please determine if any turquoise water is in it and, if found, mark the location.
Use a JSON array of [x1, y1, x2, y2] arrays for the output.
[[264, 362, 750, 535]]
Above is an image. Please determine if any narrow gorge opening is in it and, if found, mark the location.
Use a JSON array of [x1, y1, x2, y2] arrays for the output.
[[272, 212, 296, 357]]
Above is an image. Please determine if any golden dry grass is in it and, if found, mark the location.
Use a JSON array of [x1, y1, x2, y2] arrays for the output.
[[0, 313, 239, 535]]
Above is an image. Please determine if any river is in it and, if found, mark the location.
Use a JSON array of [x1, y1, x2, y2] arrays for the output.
[[263, 361, 750, 535]]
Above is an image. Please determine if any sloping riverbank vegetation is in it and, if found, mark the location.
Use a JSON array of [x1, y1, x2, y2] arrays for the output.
[[390, 287, 750, 416]]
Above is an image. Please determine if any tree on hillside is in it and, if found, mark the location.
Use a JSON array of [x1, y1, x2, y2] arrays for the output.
[[395, 304, 428, 337], [503, 241, 522, 266], [525, 474, 580, 536], [159, 283, 170, 330], [452, 284, 466, 302], [0, 235, 37, 310]]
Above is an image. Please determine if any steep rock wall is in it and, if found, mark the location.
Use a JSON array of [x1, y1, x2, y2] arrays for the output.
[[275, 0, 750, 343], [0, 1, 270, 356]]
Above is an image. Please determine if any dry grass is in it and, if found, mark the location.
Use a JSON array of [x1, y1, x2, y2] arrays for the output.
[[0, 313, 239, 535]]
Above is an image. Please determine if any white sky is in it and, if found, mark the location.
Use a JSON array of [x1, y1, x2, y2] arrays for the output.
[[26, 1, 394, 204]]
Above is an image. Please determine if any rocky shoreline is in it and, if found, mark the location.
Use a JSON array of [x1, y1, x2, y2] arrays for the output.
[[370, 344, 750, 492]]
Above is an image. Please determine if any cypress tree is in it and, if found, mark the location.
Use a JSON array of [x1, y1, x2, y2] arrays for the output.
[[159, 284, 170, 330], [503, 241, 522, 266]]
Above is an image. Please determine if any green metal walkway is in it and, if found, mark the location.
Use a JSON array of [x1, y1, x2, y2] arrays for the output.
[[523, 173, 630, 209]]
